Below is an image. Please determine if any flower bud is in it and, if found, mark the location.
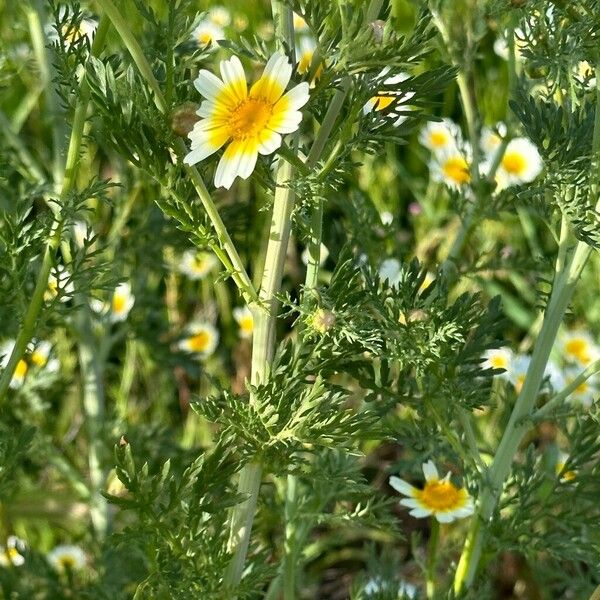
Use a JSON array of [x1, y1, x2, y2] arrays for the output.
[[310, 308, 336, 333], [171, 102, 200, 137]]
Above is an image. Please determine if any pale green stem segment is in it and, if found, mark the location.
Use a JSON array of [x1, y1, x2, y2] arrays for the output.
[[0, 17, 110, 403], [94, 0, 257, 306], [426, 519, 440, 599], [454, 64, 600, 593]]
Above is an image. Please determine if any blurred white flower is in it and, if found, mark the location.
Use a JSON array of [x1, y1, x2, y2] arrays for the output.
[[363, 69, 414, 127], [380, 211, 394, 225], [301, 243, 329, 267], [30, 340, 59, 373], [494, 138, 543, 190], [207, 6, 231, 27], [482, 347, 513, 379], [192, 20, 224, 48], [560, 330, 600, 367], [178, 250, 218, 280], [419, 118, 462, 154], [429, 145, 472, 190], [564, 367, 597, 408], [46, 266, 74, 302], [0, 340, 28, 389], [233, 306, 254, 339], [47, 544, 86, 572], [46, 8, 97, 48], [0, 536, 25, 567], [178, 321, 219, 359]]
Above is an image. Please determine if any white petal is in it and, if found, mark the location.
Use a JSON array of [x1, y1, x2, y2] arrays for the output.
[[389, 476, 416, 497], [271, 111, 303, 134], [422, 460, 439, 481], [435, 511, 456, 523], [409, 507, 431, 519], [399, 498, 421, 509], [263, 52, 292, 92], [258, 130, 282, 155], [219, 55, 247, 102], [279, 82, 310, 111], [194, 70, 226, 101]]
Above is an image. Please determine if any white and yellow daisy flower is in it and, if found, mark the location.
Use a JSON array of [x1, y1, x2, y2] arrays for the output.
[[109, 282, 135, 322], [301, 242, 329, 267], [233, 306, 254, 339], [0, 536, 25, 567], [560, 330, 600, 367], [429, 146, 472, 190], [207, 6, 231, 28], [296, 36, 322, 86], [364, 70, 413, 127], [46, 8, 97, 48], [574, 60, 596, 90], [564, 367, 597, 408], [45, 265, 74, 302], [419, 118, 461, 154], [47, 544, 86, 572], [293, 12, 309, 32], [495, 137, 543, 190], [30, 340, 59, 373], [389, 460, 474, 523], [178, 321, 219, 359], [184, 53, 310, 189], [1, 340, 28, 389], [178, 249, 218, 280], [482, 347, 513, 379], [192, 20, 224, 48], [508, 354, 531, 394], [555, 452, 576, 483], [480, 123, 506, 159]]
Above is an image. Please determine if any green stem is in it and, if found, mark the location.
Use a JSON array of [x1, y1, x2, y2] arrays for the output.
[[0, 17, 110, 403], [426, 519, 440, 599], [94, 0, 256, 305]]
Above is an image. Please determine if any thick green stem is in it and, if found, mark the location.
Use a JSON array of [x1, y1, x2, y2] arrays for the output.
[[454, 63, 600, 594], [0, 17, 110, 403]]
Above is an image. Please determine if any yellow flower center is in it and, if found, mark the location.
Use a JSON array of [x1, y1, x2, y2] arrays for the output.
[[565, 338, 590, 364], [575, 381, 589, 395], [372, 95, 395, 111], [239, 316, 253, 334], [489, 355, 508, 369], [59, 555, 76, 569], [188, 331, 211, 353], [30, 351, 47, 368], [229, 98, 272, 140], [515, 373, 526, 393], [6, 547, 21, 562], [193, 257, 206, 272], [198, 31, 214, 45], [502, 151, 527, 176], [429, 130, 449, 147], [61, 24, 84, 44], [416, 479, 464, 511], [442, 156, 470, 184], [14, 360, 28, 379], [112, 294, 126, 314]]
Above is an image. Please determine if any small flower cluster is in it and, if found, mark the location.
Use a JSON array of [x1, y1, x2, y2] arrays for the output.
[[418, 118, 542, 191], [0, 340, 59, 389]]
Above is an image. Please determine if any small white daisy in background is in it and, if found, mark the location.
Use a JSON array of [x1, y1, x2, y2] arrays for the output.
[[301, 243, 329, 266], [564, 367, 597, 408], [233, 306, 254, 339], [293, 12, 309, 32], [184, 53, 310, 189], [46, 7, 97, 48], [110, 282, 135, 323], [555, 452, 576, 483], [45, 265, 74, 303], [380, 211, 393, 226], [364, 576, 417, 598], [47, 544, 86, 572], [363, 69, 413, 127], [429, 146, 472, 190], [178, 321, 219, 359], [296, 37, 322, 86], [379, 258, 401, 286], [0, 340, 28, 389], [418, 118, 461, 154], [480, 123, 506, 159], [389, 460, 474, 523], [178, 250, 218, 280], [560, 330, 600, 367], [493, 27, 528, 61], [207, 6, 231, 27], [0, 536, 26, 567], [508, 354, 531, 394], [494, 138, 543, 191], [544, 360, 565, 392], [574, 60, 596, 90], [192, 20, 224, 48], [482, 347, 513, 379], [30, 340, 59, 373], [72, 220, 90, 248]]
